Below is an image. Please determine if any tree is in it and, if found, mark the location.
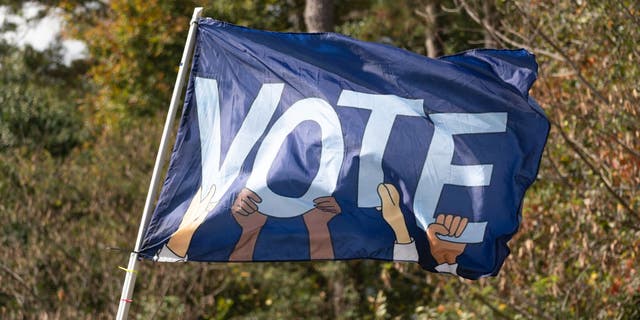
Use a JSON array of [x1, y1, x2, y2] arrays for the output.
[[1, 0, 639, 318], [416, 0, 440, 57], [0, 42, 88, 157], [304, 0, 334, 32]]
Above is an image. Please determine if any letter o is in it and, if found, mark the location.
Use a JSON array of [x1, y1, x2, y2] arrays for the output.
[[245, 98, 344, 218]]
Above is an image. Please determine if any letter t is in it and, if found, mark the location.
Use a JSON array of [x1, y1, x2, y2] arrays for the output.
[[337, 90, 426, 208]]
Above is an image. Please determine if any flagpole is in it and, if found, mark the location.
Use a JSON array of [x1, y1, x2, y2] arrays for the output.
[[116, 7, 203, 320]]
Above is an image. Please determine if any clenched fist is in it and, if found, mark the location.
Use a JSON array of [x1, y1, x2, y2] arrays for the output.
[[427, 214, 468, 265]]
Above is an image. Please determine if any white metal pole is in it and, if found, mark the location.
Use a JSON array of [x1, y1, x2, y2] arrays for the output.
[[116, 7, 203, 320]]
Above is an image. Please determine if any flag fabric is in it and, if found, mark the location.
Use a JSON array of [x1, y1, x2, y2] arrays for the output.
[[139, 18, 549, 279]]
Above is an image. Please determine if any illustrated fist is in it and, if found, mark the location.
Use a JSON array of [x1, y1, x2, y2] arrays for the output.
[[231, 188, 267, 230], [427, 214, 468, 265], [303, 196, 342, 225]]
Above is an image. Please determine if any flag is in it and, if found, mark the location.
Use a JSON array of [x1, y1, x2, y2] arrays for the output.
[[139, 18, 549, 279]]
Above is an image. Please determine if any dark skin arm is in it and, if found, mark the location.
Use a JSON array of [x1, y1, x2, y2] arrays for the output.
[[230, 189, 342, 261], [303, 196, 341, 260], [229, 188, 267, 261]]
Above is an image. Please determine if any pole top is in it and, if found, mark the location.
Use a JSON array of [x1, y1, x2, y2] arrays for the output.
[[191, 7, 204, 24]]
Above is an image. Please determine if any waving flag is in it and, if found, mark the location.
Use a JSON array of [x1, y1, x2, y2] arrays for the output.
[[138, 18, 549, 279]]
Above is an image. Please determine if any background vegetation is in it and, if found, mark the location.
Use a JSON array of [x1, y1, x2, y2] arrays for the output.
[[0, 0, 638, 319]]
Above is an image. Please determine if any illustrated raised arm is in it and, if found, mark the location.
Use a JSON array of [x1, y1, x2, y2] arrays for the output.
[[426, 214, 468, 266], [158, 185, 218, 261], [376, 183, 470, 273], [302, 196, 341, 260], [377, 183, 418, 261], [228, 188, 268, 261], [377, 183, 412, 244]]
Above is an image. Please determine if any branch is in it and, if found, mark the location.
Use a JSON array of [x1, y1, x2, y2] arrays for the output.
[[0, 261, 39, 308], [509, 1, 610, 105], [440, 3, 462, 14], [538, 64, 640, 163], [616, 0, 640, 28], [456, 0, 564, 61], [544, 151, 572, 188], [0, 262, 30, 292], [608, 134, 640, 160], [494, 291, 554, 320], [535, 67, 639, 224], [551, 120, 638, 221], [471, 293, 512, 320]]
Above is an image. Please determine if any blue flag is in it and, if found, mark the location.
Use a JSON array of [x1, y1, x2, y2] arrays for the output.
[[139, 18, 549, 279]]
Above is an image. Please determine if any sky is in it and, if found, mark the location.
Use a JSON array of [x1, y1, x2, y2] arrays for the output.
[[0, 3, 87, 65]]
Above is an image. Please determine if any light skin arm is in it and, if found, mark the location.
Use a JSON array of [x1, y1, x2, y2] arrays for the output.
[[166, 186, 218, 258], [377, 183, 468, 268], [377, 183, 412, 244]]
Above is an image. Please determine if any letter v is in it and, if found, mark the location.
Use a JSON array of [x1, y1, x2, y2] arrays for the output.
[[195, 77, 284, 203]]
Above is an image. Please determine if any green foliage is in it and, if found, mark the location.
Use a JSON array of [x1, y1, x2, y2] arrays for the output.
[[206, 0, 305, 31], [1, 0, 639, 319], [0, 44, 88, 156], [67, 0, 305, 126], [335, 0, 484, 56]]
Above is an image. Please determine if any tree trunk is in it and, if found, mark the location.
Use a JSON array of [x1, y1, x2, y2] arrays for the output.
[[482, 1, 497, 48], [304, 0, 334, 32], [331, 273, 345, 318], [421, 1, 439, 58]]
